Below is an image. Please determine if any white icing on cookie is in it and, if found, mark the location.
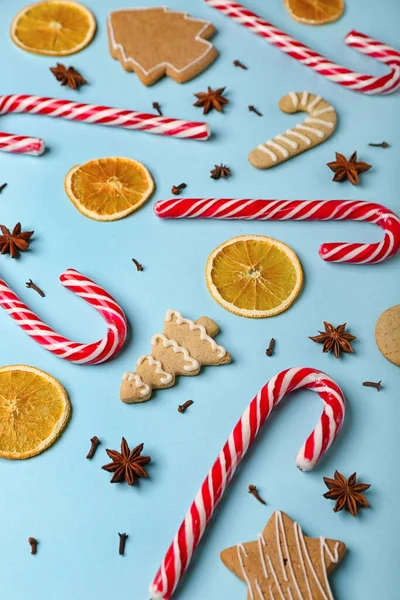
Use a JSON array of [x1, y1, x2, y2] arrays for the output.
[[257, 145, 278, 161], [136, 354, 173, 385], [250, 92, 336, 169], [307, 94, 322, 112], [108, 7, 216, 79], [122, 372, 151, 396], [236, 511, 341, 600], [312, 106, 335, 117], [151, 333, 200, 372], [275, 134, 298, 150], [304, 117, 334, 129], [288, 91, 298, 108], [165, 310, 227, 358]]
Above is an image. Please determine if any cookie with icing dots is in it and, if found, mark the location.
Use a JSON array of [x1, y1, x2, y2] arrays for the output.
[[221, 510, 346, 600], [249, 91, 337, 169], [121, 310, 231, 403], [107, 7, 218, 86]]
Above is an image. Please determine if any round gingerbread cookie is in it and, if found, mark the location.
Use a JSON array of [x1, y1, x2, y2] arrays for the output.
[[375, 305, 400, 366]]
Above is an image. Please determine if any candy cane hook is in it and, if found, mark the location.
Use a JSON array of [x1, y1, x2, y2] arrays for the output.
[[0, 94, 210, 156], [154, 198, 400, 264], [205, 0, 400, 95], [0, 268, 127, 364], [149, 367, 345, 599]]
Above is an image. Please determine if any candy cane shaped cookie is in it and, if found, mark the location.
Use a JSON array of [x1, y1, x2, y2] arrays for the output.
[[249, 91, 337, 169], [149, 367, 345, 599]]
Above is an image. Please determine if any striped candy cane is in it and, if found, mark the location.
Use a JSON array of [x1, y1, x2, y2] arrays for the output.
[[0, 94, 210, 156], [205, 0, 400, 94], [150, 367, 345, 599], [154, 198, 400, 264], [0, 269, 127, 364]]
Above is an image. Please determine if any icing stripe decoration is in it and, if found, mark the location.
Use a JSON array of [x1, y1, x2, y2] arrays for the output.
[[120, 310, 231, 403], [204, 0, 400, 95], [0, 269, 127, 364], [149, 367, 346, 599], [250, 92, 337, 169], [151, 333, 200, 372], [153, 198, 400, 265], [165, 310, 226, 358], [0, 94, 210, 156], [235, 512, 341, 600]]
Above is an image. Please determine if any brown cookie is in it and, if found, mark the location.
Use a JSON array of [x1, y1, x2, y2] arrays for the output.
[[221, 510, 346, 600], [249, 91, 337, 169], [375, 305, 400, 366], [120, 310, 231, 403], [107, 7, 218, 86]]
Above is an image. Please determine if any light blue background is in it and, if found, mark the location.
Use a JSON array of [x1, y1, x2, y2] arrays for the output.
[[0, 0, 399, 598]]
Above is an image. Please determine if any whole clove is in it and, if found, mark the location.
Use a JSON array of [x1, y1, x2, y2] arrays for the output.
[[118, 532, 128, 555], [178, 400, 194, 413], [152, 102, 162, 116], [131, 258, 143, 271], [248, 105, 262, 116], [248, 484, 266, 505], [362, 380, 382, 392], [28, 538, 38, 554], [171, 183, 187, 195], [26, 279, 45, 297], [86, 436, 100, 459], [233, 59, 247, 69], [265, 338, 275, 357], [368, 142, 389, 149]]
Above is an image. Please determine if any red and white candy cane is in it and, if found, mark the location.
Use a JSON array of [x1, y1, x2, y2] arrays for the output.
[[154, 198, 400, 264], [149, 367, 345, 599], [0, 94, 210, 156], [205, 0, 400, 95], [0, 268, 127, 364]]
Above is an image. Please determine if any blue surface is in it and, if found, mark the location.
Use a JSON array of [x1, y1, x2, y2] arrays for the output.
[[0, 0, 399, 598]]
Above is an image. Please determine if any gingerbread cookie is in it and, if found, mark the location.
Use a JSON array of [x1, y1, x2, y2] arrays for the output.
[[121, 310, 231, 403], [249, 91, 337, 169], [221, 510, 346, 600], [375, 305, 400, 366], [107, 7, 218, 86]]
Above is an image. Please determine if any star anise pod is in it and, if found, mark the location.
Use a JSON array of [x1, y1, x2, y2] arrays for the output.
[[327, 151, 371, 185], [210, 163, 231, 180], [50, 63, 87, 90], [309, 321, 356, 358], [102, 438, 151, 486], [323, 471, 371, 517], [193, 86, 228, 114], [0, 223, 34, 258]]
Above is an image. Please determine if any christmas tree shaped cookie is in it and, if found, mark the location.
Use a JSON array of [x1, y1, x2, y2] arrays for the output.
[[107, 7, 218, 86], [121, 310, 231, 403], [221, 511, 346, 600]]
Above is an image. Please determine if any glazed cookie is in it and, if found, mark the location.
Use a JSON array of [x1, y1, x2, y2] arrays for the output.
[[375, 305, 400, 366], [121, 310, 231, 403], [249, 91, 337, 169], [221, 510, 346, 600], [107, 7, 218, 86]]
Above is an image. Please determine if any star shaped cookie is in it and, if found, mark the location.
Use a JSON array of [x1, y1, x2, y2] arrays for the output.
[[221, 511, 346, 599]]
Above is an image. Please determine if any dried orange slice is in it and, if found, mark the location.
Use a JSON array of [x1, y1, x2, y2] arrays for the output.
[[64, 157, 155, 221], [206, 235, 303, 318], [0, 365, 71, 460], [284, 0, 344, 25], [10, 1, 96, 56]]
